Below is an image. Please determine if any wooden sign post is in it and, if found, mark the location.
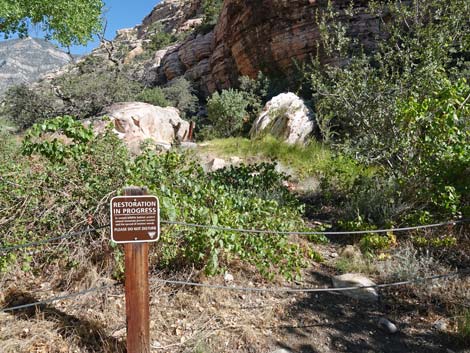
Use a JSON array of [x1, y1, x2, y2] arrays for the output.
[[110, 187, 160, 353]]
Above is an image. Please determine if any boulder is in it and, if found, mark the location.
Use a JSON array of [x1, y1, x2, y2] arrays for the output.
[[205, 158, 226, 172], [332, 273, 379, 302], [250, 93, 315, 144], [91, 102, 190, 153]]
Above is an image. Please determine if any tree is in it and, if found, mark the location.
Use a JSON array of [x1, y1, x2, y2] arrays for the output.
[[0, 0, 103, 47]]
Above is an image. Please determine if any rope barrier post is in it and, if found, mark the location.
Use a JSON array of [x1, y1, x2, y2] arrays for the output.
[[117, 186, 156, 353]]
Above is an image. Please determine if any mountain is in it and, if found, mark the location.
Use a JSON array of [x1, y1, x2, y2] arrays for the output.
[[0, 37, 72, 96]]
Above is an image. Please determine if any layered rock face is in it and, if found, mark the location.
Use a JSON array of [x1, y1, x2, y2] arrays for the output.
[[155, 0, 380, 93], [0, 37, 71, 96], [138, 0, 202, 36]]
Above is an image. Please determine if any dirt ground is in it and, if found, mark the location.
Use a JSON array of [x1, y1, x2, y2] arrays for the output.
[[1, 241, 468, 353]]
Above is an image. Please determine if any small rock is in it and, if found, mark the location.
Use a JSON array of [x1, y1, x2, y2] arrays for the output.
[[224, 272, 234, 282], [332, 273, 379, 302], [155, 142, 172, 151], [378, 317, 398, 334], [270, 349, 292, 353], [229, 156, 242, 164], [206, 158, 226, 172], [179, 141, 198, 149], [330, 252, 339, 258], [433, 319, 448, 332]]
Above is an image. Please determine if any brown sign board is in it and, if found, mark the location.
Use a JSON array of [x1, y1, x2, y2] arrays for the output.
[[110, 195, 160, 243]]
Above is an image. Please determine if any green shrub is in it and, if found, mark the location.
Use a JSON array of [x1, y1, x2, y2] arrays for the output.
[[198, 0, 223, 33], [359, 233, 396, 254], [396, 78, 470, 218], [303, 0, 470, 223], [1, 84, 60, 130], [55, 71, 143, 118], [162, 78, 198, 117], [136, 87, 169, 107], [22, 115, 95, 163], [206, 89, 249, 138], [128, 150, 314, 279], [2, 118, 322, 280], [144, 22, 189, 52], [0, 119, 129, 275], [457, 310, 470, 343]]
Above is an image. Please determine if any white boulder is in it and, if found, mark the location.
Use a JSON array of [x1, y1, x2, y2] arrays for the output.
[[250, 93, 315, 144], [205, 158, 226, 172], [332, 273, 379, 302], [91, 102, 190, 153]]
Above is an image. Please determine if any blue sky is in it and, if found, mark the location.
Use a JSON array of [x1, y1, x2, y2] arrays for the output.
[[3, 0, 161, 55], [71, 0, 160, 54], [70, 0, 161, 55]]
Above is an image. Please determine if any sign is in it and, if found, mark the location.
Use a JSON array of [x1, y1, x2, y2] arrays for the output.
[[110, 195, 160, 243]]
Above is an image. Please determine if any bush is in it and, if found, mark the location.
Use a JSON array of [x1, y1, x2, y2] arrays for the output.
[[0, 117, 129, 277], [198, 0, 223, 33], [1, 84, 60, 130], [2, 117, 321, 280], [136, 87, 169, 107], [162, 78, 198, 118], [128, 150, 314, 279], [144, 22, 189, 52], [304, 0, 470, 222], [457, 310, 470, 343], [55, 71, 143, 118], [396, 78, 470, 218], [206, 89, 249, 138]]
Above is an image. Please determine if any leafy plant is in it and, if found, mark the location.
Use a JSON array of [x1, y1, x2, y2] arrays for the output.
[[303, 0, 470, 223], [1, 84, 60, 130], [198, 0, 223, 33], [22, 115, 95, 163], [54, 71, 143, 118], [457, 310, 470, 343], [0, 0, 103, 46], [162, 78, 198, 118], [128, 150, 316, 279], [136, 87, 169, 107], [206, 89, 249, 138], [359, 232, 397, 254]]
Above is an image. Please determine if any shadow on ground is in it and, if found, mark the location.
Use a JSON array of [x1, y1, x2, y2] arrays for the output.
[[3, 290, 126, 353], [272, 270, 466, 353]]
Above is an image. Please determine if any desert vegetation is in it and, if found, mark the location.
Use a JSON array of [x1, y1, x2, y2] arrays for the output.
[[1, 0, 469, 351]]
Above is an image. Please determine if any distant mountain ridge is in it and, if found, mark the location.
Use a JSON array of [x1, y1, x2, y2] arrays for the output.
[[0, 37, 72, 96]]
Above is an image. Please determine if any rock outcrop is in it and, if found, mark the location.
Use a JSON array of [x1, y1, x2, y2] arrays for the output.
[[13, 0, 384, 112], [90, 102, 190, 153], [0, 37, 72, 96], [332, 273, 379, 302], [137, 0, 202, 36], [250, 93, 315, 144], [153, 0, 380, 93]]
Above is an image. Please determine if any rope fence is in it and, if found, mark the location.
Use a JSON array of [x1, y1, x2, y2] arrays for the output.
[[0, 284, 116, 313], [2, 270, 468, 313], [1, 218, 468, 253], [151, 270, 468, 293], [161, 219, 469, 235], [0, 224, 109, 253]]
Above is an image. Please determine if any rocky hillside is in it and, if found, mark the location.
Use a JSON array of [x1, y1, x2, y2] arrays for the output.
[[156, 0, 378, 93], [0, 37, 72, 96], [15, 0, 379, 100]]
